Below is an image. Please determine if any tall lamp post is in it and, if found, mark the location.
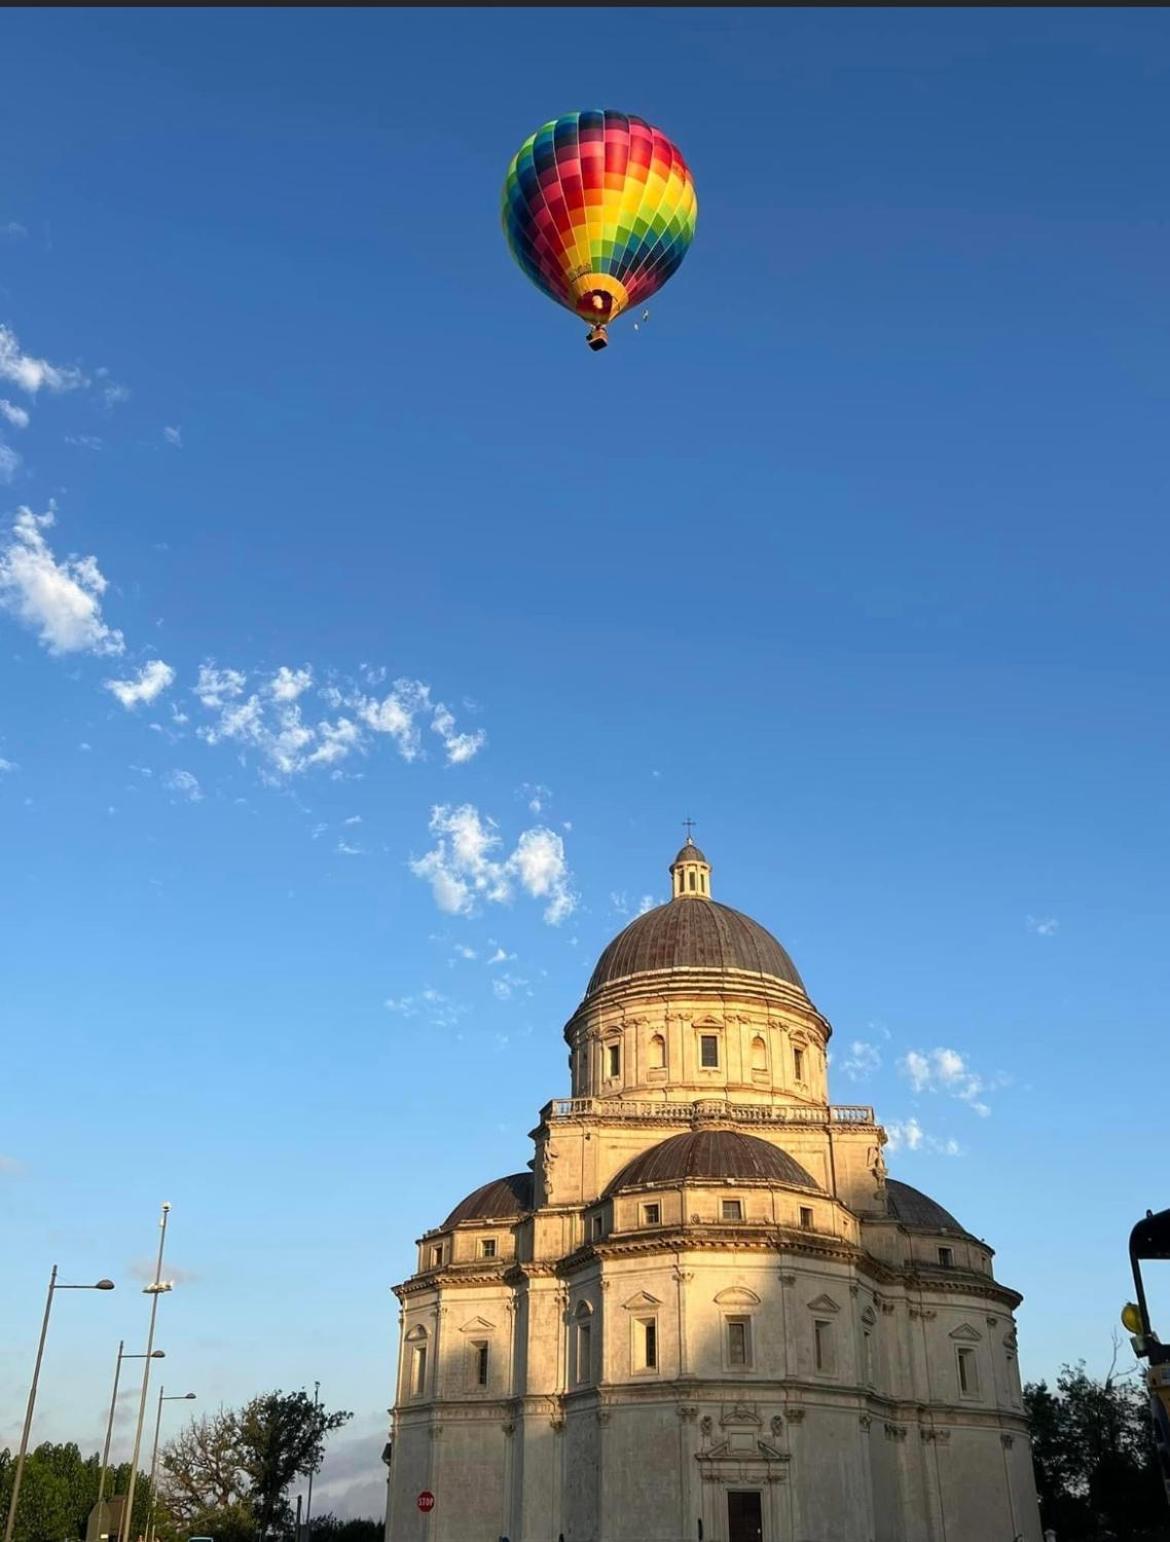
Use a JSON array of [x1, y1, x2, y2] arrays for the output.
[[94, 1345, 166, 1542], [2, 1267, 116, 1542], [119, 1204, 173, 1542], [303, 1381, 321, 1542], [145, 1388, 196, 1542]]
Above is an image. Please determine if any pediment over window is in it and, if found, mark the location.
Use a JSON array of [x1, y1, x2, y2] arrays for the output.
[[714, 1287, 761, 1306], [807, 1293, 840, 1314], [949, 1323, 983, 1342], [622, 1290, 664, 1311], [458, 1316, 496, 1334], [694, 1013, 723, 1027], [405, 1324, 428, 1342]]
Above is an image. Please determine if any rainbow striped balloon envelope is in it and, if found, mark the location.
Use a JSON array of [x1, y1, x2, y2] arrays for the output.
[[501, 109, 698, 350]]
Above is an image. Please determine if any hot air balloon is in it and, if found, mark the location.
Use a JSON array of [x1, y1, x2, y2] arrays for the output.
[[501, 110, 697, 352]]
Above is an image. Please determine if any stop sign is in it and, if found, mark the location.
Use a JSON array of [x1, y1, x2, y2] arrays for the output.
[[417, 1491, 435, 1513]]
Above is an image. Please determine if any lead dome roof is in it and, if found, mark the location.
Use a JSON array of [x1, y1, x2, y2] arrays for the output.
[[603, 1130, 819, 1196], [885, 1178, 973, 1237], [586, 899, 805, 997], [442, 1172, 533, 1228]]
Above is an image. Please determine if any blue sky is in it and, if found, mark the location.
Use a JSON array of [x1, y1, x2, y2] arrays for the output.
[[2, 5, 1168, 1514]]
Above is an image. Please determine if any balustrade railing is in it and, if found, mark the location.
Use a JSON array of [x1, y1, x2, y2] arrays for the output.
[[542, 1097, 874, 1127]]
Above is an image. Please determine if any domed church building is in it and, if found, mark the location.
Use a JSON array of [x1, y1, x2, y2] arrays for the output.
[[385, 841, 1039, 1542]]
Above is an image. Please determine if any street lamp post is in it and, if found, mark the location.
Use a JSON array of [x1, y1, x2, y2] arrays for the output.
[[94, 1344, 166, 1542], [1, 1266, 116, 1542], [146, 1388, 196, 1542], [119, 1204, 174, 1542], [303, 1381, 320, 1542]]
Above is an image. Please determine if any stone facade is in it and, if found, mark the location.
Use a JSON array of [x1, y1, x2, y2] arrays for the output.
[[385, 843, 1040, 1542]]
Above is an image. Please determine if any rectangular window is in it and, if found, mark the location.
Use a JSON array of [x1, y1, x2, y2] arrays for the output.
[[636, 1317, 658, 1371], [957, 1346, 978, 1396], [607, 1043, 621, 1077], [700, 1034, 720, 1068], [474, 1341, 489, 1387], [430, 1245, 443, 1268], [863, 1329, 873, 1384], [591, 1214, 603, 1240], [411, 1345, 427, 1396], [799, 1206, 814, 1230], [643, 1203, 660, 1225], [721, 1198, 743, 1222], [793, 1047, 805, 1082], [481, 1238, 497, 1258], [814, 1319, 833, 1374], [726, 1317, 750, 1368], [576, 1322, 592, 1385], [938, 1246, 954, 1268]]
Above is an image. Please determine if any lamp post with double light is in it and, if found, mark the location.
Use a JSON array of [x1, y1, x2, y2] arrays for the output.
[[2, 1267, 116, 1542], [93, 1344, 166, 1542], [119, 1204, 174, 1542], [145, 1388, 196, 1542]]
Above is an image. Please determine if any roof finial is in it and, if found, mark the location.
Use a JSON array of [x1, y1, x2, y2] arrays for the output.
[[682, 815, 696, 845]]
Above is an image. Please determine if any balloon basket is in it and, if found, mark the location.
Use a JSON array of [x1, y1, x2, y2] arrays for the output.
[[586, 325, 609, 352]]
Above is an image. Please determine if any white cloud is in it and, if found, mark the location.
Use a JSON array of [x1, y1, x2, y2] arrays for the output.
[[431, 703, 486, 766], [336, 840, 363, 856], [521, 782, 551, 815], [269, 665, 312, 702], [452, 944, 478, 961], [0, 442, 18, 483], [637, 894, 656, 916], [165, 769, 203, 802], [163, 426, 182, 447], [0, 755, 16, 773], [384, 987, 465, 1030], [351, 679, 483, 766], [65, 434, 103, 451], [1, 222, 27, 241], [0, 506, 124, 655], [194, 663, 247, 709], [343, 814, 362, 826], [104, 658, 175, 709], [841, 1040, 882, 1081], [0, 323, 86, 396], [899, 1046, 1000, 1118], [411, 804, 576, 925], [0, 400, 30, 429], [492, 971, 530, 1002], [487, 947, 514, 965], [1026, 915, 1059, 937], [884, 1118, 960, 1157]]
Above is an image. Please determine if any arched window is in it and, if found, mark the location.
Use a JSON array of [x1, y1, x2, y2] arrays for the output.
[[650, 1033, 666, 1069], [751, 1035, 767, 1071], [573, 1301, 594, 1386]]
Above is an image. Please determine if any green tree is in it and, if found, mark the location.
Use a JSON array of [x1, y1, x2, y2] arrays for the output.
[[1025, 1356, 1165, 1541], [236, 1393, 351, 1540]]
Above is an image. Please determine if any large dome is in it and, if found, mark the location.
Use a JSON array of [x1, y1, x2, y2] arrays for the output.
[[604, 1130, 819, 1196], [442, 1172, 533, 1228], [587, 899, 805, 997], [886, 1179, 973, 1238]]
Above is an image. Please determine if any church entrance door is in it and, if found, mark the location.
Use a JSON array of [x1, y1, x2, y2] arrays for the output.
[[727, 1489, 764, 1542]]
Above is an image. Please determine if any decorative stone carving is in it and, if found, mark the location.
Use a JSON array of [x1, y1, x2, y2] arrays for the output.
[[678, 1405, 698, 1423], [672, 1267, 694, 1284], [550, 1418, 565, 1434], [787, 1409, 806, 1424], [1001, 1434, 1014, 1449], [770, 1415, 784, 1435], [596, 1410, 610, 1425], [884, 1423, 907, 1441], [859, 1414, 873, 1430], [920, 1428, 951, 1445], [779, 1271, 797, 1287], [849, 1283, 860, 1297], [700, 1416, 713, 1436], [429, 1424, 443, 1439]]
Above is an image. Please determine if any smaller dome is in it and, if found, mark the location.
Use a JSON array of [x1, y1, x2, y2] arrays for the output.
[[886, 1178, 972, 1237], [604, 1130, 819, 1196], [442, 1172, 533, 1229], [672, 839, 709, 865]]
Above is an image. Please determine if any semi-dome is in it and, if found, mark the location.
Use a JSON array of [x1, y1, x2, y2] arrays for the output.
[[603, 1130, 819, 1196], [587, 900, 805, 996], [886, 1178, 972, 1237], [442, 1172, 533, 1228]]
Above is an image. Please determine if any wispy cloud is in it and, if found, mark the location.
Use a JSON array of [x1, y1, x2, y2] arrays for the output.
[[384, 988, 465, 1030], [899, 1047, 1005, 1118], [1026, 915, 1059, 937], [841, 1040, 882, 1081], [163, 426, 182, 448], [104, 658, 175, 709], [165, 769, 203, 802], [410, 803, 576, 925], [1, 222, 27, 242], [0, 442, 18, 483], [0, 322, 87, 396], [884, 1117, 960, 1157], [521, 782, 551, 815], [0, 400, 30, 429], [0, 506, 124, 656], [0, 755, 16, 774]]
